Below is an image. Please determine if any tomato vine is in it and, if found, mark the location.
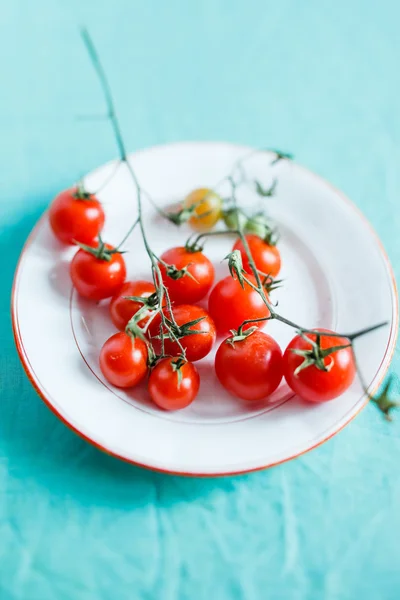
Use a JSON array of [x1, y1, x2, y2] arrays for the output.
[[81, 28, 397, 418]]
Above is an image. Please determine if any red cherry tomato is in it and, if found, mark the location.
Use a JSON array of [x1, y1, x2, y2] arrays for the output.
[[233, 234, 281, 278], [208, 275, 270, 335], [70, 243, 126, 301], [110, 280, 156, 330], [159, 246, 214, 304], [148, 358, 200, 410], [49, 187, 105, 245], [215, 330, 283, 401], [151, 305, 216, 362], [283, 329, 356, 403], [99, 332, 148, 388]]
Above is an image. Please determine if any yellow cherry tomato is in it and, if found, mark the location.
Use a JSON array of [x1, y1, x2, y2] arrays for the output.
[[183, 188, 222, 232]]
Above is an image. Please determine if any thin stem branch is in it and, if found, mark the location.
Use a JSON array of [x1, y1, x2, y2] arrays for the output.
[[191, 229, 240, 248], [350, 346, 371, 395], [347, 321, 388, 341], [116, 217, 139, 249], [228, 178, 275, 314], [82, 27, 186, 360], [81, 28, 127, 161], [238, 316, 273, 332], [92, 160, 122, 195]]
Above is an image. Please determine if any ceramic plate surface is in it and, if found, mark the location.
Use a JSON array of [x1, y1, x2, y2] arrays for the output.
[[12, 142, 398, 475]]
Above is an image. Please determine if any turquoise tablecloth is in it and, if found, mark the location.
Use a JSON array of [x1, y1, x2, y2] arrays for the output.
[[1, 2, 400, 598]]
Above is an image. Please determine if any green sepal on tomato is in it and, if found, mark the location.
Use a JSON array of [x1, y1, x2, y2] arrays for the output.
[[283, 329, 356, 403], [148, 357, 200, 410], [110, 280, 157, 330], [233, 234, 281, 278], [159, 246, 214, 304], [70, 240, 126, 301], [149, 304, 216, 362]]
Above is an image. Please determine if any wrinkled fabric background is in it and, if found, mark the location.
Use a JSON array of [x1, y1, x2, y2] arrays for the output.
[[1, 1, 400, 599]]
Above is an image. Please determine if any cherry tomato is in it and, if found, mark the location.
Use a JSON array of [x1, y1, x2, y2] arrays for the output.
[[215, 330, 283, 401], [148, 358, 200, 410], [208, 275, 270, 334], [110, 280, 156, 330], [183, 188, 222, 231], [70, 243, 126, 301], [233, 234, 281, 278], [49, 187, 105, 245], [152, 305, 216, 362], [99, 332, 148, 388], [159, 246, 214, 304], [283, 329, 356, 403]]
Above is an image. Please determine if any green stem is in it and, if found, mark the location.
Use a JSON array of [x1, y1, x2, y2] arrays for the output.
[[82, 27, 186, 360], [81, 28, 127, 161], [350, 346, 371, 395], [228, 177, 276, 314], [92, 160, 122, 195], [192, 229, 240, 247], [238, 316, 273, 333], [347, 321, 388, 341], [116, 217, 139, 250]]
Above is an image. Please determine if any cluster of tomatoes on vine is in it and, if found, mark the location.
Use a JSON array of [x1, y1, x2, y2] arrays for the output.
[[48, 179, 369, 413]]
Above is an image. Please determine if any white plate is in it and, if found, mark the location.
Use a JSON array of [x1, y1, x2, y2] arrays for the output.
[[12, 142, 398, 475]]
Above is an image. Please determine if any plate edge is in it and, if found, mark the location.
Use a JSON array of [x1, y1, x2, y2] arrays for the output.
[[10, 142, 399, 477]]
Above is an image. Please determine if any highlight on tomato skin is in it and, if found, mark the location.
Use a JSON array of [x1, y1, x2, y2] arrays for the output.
[[215, 330, 283, 401], [49, 187, 105, 246], [283, 329, 356, 403], [110, 280, 156, 331], [208, 274, 270, 335], [159, 246, 214, 304], [183, 188, 222, 232], [149, 304, 216, 362], [148, 357, 200, 410], [70, 243, 127, 301], [233, 234, 281, 278], [99, 332, 148, 388]]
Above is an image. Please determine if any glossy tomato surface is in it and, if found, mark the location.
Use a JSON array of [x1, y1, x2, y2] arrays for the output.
[[208, 275, 270, 334], [148, 358, 200, 410], [215, 330, 283, 400], [49, 187, 105, 245], [283, 329, 356, 403], [159, 246, 214, 304], [70, 244, 126, 301], [99, 332, 148, 388], [233, 234, 281, 278]]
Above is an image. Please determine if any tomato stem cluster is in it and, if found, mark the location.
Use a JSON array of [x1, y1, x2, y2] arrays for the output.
[[81, 27, 397, 417], [77, 236, 122, 262]]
